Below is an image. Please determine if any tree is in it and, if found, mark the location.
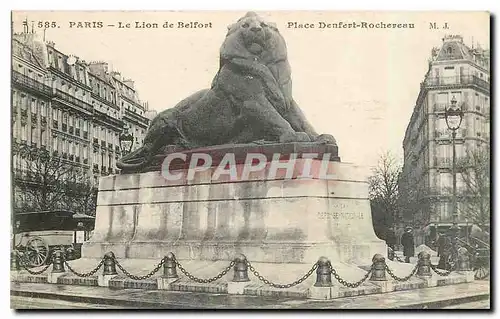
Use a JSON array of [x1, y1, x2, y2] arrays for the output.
[[368, 152, 402, 241], [13, 145, 97, 215], [457, 147, 490, 227]]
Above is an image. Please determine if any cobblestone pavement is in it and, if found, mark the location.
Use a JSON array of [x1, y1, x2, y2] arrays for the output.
[[11, 280, 490, 309], [11, 296, 127, 309], [441, 299, 490, 309]]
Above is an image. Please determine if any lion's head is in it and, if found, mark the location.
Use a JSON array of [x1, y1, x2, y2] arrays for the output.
[[220, 12, 287, 65]]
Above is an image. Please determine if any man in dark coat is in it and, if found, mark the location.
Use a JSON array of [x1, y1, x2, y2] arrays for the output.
[[400, 226, 415, 263]]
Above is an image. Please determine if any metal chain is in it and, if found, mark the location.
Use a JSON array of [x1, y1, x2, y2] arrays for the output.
[[16, 252, 52, 275], [247, 261, 318, 289], [430, 263, 453, 276], [63, 257, 105, 278], [330, 264, 373, 288], [175, 258, 235, 283], [385, 263, 419, 282], [114, 257, 166, 281]]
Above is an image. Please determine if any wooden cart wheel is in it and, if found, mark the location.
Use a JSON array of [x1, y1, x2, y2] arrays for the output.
[[25, 236, 49, 268]]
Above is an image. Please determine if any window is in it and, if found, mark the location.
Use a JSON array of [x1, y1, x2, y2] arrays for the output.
[[41, 102, 46, 117], [30, 99, 37, 113], [20, 94, 27, 110], [83, 145, 88, 159], [83, 120, 88, 131], [69, 141, 73, 155], [53, 136, 58, 150], [41, 130, 46, 146], [101, 127, 105, 141], [63, 112, 68, 124], [21, 124, 28, 141]]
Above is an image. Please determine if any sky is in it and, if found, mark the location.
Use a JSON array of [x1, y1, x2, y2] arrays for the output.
[[11, 11, 489, 171]]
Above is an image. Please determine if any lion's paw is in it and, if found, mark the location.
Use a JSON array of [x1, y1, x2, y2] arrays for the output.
[[279, 131, 311, 143], [314, 134, 337, 145]]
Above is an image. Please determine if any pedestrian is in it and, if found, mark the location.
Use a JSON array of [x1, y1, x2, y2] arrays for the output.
[[400, 226, 415, 263], [436, 232, 447, 257]]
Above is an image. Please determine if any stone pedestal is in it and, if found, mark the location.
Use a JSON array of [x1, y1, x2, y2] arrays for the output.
[[83, 145, 385, 265]]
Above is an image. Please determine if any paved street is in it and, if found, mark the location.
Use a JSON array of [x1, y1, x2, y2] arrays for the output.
[[11, 296, 127, 309], [11, 281, 490, 310]]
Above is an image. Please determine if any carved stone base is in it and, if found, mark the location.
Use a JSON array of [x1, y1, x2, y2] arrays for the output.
[[83, 150, 385, 264]]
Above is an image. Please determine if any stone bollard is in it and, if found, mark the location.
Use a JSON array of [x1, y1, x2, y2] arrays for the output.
[[48, 250, 66, 284], [228, 254, 250, 295], [51, 250, 66, 273], [232, 254, 250, 282], [369, 254, 387, 281], [11, 251, 20, 271], [163, 253, 178, 279], [310, 257, 333, 300], [417, 252, 432, 277], [157, 252, 180, 290], [98, 251, 118, 287], [314, 257, 332, 287], [102, 251, 118, 276]]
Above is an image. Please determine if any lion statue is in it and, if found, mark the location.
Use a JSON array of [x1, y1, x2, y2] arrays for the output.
[[117, 12, 336, 171]]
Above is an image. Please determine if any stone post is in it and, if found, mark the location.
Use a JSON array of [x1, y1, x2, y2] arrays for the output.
[[417, 251, 432, 277], [102, 251, 118, 276], [457, 247, 474, 282], [98, 251, 118, 287], [232, 254, 250, 282], [314, 257, 332, 287], [369, 254, 387, 281], [163, 252, 178, 279], [48, 250, 66, 284], [228, 254, 250, 295]]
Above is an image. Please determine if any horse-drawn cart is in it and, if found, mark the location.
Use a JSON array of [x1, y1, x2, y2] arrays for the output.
[[12, 210, 95, 268]]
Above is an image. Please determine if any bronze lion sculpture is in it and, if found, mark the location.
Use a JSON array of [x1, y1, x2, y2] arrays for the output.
[[117, 12, 336, 171]]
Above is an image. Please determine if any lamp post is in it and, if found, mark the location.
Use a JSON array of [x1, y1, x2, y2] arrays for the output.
[[119, 129, 134, 156], [444, 95, 463, 251]]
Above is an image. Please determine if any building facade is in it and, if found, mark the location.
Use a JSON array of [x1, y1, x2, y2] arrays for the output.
[[399, 35, 490, 245], [11, 31, 152, 214]]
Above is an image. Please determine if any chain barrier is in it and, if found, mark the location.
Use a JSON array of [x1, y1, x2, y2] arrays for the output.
[[174, 258, 235, 283], [247, 261, 317, 289], [475, 268, 490, 280], [329, 264, 373, 288], [385, 263, 419, 282], [430, 263, 453, 276], [15, 251, 52, 275], [113, 256, 166, 281], [63, 257, 105, 278]]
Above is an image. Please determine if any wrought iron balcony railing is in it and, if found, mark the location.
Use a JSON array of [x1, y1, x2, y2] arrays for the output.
[[12, 70, 53, 96], [54, 89, 92, 112], [425, 75, 490, 91]]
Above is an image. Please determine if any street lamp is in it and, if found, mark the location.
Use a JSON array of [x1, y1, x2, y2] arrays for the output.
[[444, 95, 463, 250], [119, 129, 134, 156]]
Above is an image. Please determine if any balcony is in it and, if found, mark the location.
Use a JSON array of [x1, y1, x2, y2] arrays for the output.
[[54, 89, 92, 112], [62, 153, 68, 159], [93, 138, 99, 145], [69, 154, 74, 161], [425, 75, 490, 91], [83, 132, 89, 139], [11, 70, 53, 96], [76, 156, 80, 163]]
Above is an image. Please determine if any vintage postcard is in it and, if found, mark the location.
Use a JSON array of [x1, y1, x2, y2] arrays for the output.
[[10, 11, 490, 309]]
